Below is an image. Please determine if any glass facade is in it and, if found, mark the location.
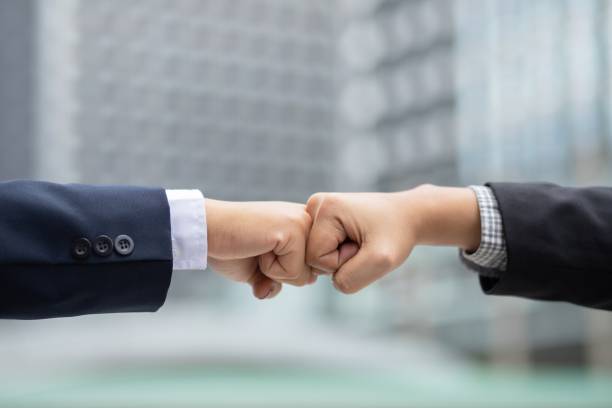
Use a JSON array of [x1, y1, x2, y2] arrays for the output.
[[455, 0, 612, 367]]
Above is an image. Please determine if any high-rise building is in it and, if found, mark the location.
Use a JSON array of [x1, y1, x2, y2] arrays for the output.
[[455, 0, 612, 367], [7, 0, 339, 203], [455, 0, 612, 185], [335, 0, 612, 369], [2, 0, 612, 371], [0, 0, 36, 179], [333, 0, 467, 351], [336, 0, 456, 192], [0, 0, 341, 300]]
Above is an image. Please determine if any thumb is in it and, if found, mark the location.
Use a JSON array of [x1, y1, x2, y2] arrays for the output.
[[306, 194, 357, 274], [311, 240, 359, 276], [248, 269, 283, 300], [332, 244, 396, 294], [338, 241, 359, 266]]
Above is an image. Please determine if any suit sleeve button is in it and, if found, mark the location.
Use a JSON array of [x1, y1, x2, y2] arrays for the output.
[[72, 237, 91, 260], [93, 235, 114, 257], [114, 235, 135, 256]]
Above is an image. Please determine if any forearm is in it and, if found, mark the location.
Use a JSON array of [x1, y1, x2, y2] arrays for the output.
[[402, 185, 482, 252], [205, 198, 263, 260]]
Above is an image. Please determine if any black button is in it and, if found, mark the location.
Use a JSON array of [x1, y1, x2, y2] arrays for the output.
[[93, 235, 113, 257], [114, 235, 134, 256], [72, 237, 91, 260]]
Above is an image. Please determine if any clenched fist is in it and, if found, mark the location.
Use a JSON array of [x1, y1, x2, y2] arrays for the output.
[[305, 185, 482, 294], [206, 199, 316, 299]]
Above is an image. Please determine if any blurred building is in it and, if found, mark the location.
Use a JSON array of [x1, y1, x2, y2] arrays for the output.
[[335, 0, 612, 371], [0, 0, 36, 179], [456, 0, 612, 185], [332, 0, 463, 363], [1, 0, 612, 381], [337, 0, 456, 192], [0, 0, 341, 300], [455, 0, 612, 369], [5, 0, 338, 203]]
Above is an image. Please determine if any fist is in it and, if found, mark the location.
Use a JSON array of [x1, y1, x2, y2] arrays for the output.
[[206, 199, 316, 299], [305, 192, 417, 294]]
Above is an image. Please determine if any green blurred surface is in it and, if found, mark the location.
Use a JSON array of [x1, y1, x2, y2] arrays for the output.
[[1, 365, 611, 408]]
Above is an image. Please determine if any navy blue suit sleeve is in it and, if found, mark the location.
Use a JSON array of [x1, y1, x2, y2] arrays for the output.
[[0, 180, 173, 319], [482, 182, 612, 311]]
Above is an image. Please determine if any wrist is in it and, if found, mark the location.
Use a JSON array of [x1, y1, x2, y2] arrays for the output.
[[205, 199, 299, 261], [403, 184, 481, 251], [205, 198, 232, 259]]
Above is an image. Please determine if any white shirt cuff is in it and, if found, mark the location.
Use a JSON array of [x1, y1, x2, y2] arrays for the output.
[[165, 189, 207, 271]]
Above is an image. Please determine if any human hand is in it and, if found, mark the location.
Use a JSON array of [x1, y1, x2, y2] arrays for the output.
[[305, 185, 481, 294], [205, 199, 316, 299]]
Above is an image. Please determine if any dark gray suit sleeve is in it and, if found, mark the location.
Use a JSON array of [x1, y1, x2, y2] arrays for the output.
[[482, 182, 612, 311], [0, 180, 173, 319]]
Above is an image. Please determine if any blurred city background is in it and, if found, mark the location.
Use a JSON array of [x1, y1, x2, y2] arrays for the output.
[[1, 0, 612, 406]]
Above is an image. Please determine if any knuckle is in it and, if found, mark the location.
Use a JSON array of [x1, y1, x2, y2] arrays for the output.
[[306, 193, 325, 209], [373, 249, 396, 271], [272, 229, 287, 243], [305, 252, 319, 268], [270, 230, 288, 248], [319, 193, 340, 210], [308, 193, 341, 216], [416, 183, 436, 193], [285, 209, 311, 232], [333, 275, 359, 295], [291, 278, 308, 287]]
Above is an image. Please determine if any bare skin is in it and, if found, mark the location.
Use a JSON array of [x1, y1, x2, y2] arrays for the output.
[[205, 199, 316, 299], [305, 185, 482, 294], [205, 185, 481, 299]]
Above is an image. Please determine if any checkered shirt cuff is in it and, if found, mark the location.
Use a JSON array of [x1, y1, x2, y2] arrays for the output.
[[460, 185, 507, 277]]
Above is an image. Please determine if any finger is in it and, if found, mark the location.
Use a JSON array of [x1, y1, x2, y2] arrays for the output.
[[248, 269, 282, 299], [306, 212, 348, 273], [260, 254, 314, 287], [259, 223, 314, 287], [313, 267, 331, 276], [338, 241, 360, 265], [312, 241, 359, 275], [332, 244, 396, 294], [307, 273, 318, 285], [267, 280, 283, 298], [259, 251, 306, 283], [279, 227, 314, 286]]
